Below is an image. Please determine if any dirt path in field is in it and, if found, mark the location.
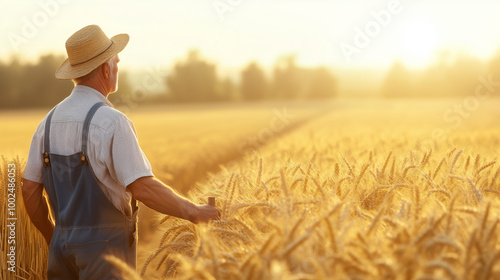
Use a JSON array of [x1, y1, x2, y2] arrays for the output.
[[179, 105, 336, 192]]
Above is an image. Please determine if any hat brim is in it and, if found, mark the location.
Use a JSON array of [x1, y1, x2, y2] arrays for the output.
[[55, 33, 129, 80]]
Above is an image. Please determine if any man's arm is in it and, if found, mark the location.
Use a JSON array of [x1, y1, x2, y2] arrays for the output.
[[21, 179, 54, 245], [127, 176, 219, 224]]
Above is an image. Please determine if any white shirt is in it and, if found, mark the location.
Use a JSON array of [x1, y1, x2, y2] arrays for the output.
[[23, 85, 153, 216]]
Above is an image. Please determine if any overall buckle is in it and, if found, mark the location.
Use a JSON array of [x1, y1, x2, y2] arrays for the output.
[[43, 152, 50, 167], [80, 152, 88, 166]]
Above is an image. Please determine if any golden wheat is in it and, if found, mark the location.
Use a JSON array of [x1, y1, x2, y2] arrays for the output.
[[3, 100, 500, 279]]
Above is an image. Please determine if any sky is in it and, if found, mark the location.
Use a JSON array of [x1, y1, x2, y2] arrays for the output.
[[1, 0, 500, 72]]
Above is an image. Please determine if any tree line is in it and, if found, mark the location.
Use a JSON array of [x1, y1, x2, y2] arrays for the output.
[[0, 54, 74, 109], [2, 48, 500, 109], [0, 50, 337, 109], [133, 51, 337, 104], [382, 49, 500, 98]]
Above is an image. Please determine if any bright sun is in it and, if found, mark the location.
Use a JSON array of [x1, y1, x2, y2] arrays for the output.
[[400, 22, 437, 67]]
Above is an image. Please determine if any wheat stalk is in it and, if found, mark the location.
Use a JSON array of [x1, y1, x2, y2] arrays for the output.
[[340, 154, 356, 178], [420, 149, 432, 166], [223, 173, 238, 219], [475, 161, 496, 176], [433, 157, 446, 180], [354, 163, 370, 190], [449, 149, 463, 173]]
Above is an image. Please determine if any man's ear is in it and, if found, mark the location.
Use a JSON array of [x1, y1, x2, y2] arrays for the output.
[[102, 62, 110, 79]]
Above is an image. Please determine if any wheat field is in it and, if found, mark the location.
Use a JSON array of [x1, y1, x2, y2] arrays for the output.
[[2, 99, 500, 279]]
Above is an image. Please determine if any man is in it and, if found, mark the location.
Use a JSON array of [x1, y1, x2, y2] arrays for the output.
[[21, 25, 219, 279]]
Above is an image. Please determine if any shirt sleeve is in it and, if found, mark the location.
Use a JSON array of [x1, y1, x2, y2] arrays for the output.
[[23, 119, 46, 183], [105, 115, 154, 187]]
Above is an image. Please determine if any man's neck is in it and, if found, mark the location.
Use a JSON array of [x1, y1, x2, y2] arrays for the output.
[[77, 80, 109, 98]]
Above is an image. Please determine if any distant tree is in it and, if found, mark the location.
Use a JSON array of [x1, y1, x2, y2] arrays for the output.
[[0, 57, 22, 108], [418, 51, 484, 98], [241, 62, 268, 101], [446, 53, 483, 97], [0, 54, 73, 109], [308, 67, 337, 99], [166, 50, 219, 102], [0, 60, 11, 108], [273, 55, 302, 99], [218, 77, 236, 101], [381, 61, 414, 98], [29, 54, 73, 107]]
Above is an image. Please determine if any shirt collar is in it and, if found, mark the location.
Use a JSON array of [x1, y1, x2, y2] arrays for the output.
[[71, 85, 114, 107]]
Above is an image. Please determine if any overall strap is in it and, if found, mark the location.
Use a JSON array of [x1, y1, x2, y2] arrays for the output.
[[80, 101, 138, 215], [43, 106, 58, 153], [82, 102, 107, 154]]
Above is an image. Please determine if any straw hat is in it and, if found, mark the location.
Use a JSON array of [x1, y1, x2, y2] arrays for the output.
[[55, 25, 129, 80]]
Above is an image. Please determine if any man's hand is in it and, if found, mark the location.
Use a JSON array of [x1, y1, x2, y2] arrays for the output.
[[128, 177, 220, 223], [192, 205, 220, 224]]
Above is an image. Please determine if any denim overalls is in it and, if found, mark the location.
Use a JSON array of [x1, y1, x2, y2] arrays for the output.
[[42, 102, 137, 279]]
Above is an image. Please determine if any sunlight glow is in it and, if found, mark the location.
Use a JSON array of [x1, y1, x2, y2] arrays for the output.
[[400, 22, 437, 67], [1, 0, 500, 70]]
